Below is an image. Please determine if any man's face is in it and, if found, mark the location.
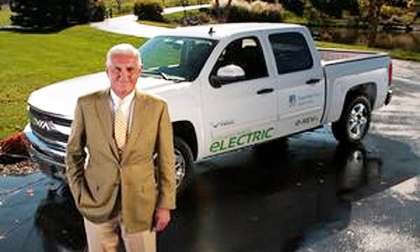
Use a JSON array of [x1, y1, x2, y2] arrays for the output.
[[106, 53, 142, 98]]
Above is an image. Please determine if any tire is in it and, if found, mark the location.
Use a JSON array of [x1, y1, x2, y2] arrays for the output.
[[332, 96, 371, 144], [173, 136, 194, 195]]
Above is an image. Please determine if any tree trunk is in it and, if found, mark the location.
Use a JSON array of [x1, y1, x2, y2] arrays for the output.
[[226, 0, 232, 8], [366, 0, 385, 47]]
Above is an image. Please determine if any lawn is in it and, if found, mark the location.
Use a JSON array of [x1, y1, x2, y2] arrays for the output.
[[139, 20, 177, 28], [0, 4, 11, 26], [164, 9, 201, 23], [0, 25, 144, 139]]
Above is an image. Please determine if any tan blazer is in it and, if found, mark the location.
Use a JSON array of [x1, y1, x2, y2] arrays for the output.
[[66, 89, 176, 234]]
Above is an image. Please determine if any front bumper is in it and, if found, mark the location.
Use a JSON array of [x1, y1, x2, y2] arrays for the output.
[[24, 124, 66, 180]]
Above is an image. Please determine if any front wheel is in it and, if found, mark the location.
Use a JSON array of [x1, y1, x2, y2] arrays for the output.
[[173, 136, 194, 195], [332, 96, 372, 144]]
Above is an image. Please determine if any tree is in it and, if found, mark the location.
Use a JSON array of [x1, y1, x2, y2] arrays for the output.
[[358, 0, 386, 34], [116, 0, 122, 13]]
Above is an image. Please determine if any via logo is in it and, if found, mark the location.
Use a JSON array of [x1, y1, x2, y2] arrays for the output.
[[289, 95, 297, 107], [32, 117, 55, 131]]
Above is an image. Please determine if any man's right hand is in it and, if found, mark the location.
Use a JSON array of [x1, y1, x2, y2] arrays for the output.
[[154, 208, 171, 232]]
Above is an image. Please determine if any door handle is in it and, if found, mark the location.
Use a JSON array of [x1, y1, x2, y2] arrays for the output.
[[306, 78, 321, 85], [257, 88, 274, 95]]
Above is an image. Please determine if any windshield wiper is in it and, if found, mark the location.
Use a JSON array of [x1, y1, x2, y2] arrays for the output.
[[142, 70, 168, 80], [142, 70, 186, 82]]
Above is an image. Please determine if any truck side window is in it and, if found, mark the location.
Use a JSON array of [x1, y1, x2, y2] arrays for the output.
[[211, 37, 268, 84], [269, 32, 313, 74]]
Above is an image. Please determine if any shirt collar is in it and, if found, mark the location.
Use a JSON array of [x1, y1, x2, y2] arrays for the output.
[[110, 89, 135, 106]]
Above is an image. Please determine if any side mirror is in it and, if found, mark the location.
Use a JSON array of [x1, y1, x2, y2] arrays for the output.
[[210, 64, 246, 88]]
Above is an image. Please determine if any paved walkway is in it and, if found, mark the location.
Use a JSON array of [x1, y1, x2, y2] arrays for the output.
[[90, 4, 210, 38]]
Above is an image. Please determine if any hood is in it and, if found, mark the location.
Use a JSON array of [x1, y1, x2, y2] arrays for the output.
[[28, 72, 176, 118]]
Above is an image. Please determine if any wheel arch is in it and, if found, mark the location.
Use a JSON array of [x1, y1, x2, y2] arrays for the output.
[[172, 121, 198, 161], [344, 82, 377, 111], [332, 82, 377, 123]]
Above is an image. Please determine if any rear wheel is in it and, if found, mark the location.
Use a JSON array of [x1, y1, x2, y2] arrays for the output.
[[332, 96, 371, 144]]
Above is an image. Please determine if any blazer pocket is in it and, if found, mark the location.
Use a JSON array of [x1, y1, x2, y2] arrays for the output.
[[140, 179, 158, 208]]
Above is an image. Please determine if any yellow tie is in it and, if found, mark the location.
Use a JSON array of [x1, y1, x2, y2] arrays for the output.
[[114, 101, 127, 150]]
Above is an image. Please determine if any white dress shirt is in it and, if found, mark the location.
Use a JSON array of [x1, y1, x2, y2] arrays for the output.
[[110, 89, 135, 133]]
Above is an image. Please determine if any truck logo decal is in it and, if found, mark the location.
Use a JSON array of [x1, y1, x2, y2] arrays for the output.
[[289, 95, 297, 107], [289, 93, 322, 108], [210, 127, 274, 153], [211, 120, 235, 128], [32, 118, 54, 131], [295, 116, 318, 127]]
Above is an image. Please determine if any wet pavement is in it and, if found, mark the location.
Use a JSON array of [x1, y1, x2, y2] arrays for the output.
[[1, 74, 420, 251], [1, 130, 419, 251]]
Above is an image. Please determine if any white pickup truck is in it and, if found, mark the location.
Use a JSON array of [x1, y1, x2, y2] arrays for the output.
[[24, 23, 393, 193]]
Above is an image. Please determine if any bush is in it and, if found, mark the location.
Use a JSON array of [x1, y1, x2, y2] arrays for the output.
[[279, 0, 305, 16], [134, 0, 163, 21], [90, 0, 106, 21], [310, 0, 337, 18], [310, 0, 360, 18], [10, 0, 68, 28], [9, 0, 98, 29], [226, 0, 283, 23]]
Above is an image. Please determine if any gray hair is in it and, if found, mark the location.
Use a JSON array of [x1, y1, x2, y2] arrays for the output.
[[106, 43, 142, 67]]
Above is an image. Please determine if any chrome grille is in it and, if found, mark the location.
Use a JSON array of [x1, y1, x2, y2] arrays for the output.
[[28, 105, 71, 153]]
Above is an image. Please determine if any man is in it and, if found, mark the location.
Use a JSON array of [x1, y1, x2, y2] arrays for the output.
[[66, 43, 176, 252]]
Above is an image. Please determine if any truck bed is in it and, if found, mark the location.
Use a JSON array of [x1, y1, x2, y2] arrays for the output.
[[319, 48, 387, 65], [318, 48, 391, 126]]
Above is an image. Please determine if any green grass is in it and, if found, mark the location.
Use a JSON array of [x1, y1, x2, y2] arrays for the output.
[[0, 25, 144, 139], [139, 20, 177, 28], [0, 5, 11, 26], [157, 0, 209, 8], [164, 9, 201, 22], [317, 41, 420, 61]]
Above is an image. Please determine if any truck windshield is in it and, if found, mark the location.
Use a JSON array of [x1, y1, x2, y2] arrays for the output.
[[139, 36, 217, 81]]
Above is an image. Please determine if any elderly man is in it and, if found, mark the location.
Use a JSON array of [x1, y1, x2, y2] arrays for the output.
[[66, 43, 176, 252]]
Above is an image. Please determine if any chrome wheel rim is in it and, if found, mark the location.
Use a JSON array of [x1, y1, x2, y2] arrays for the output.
[[174, 148, 186, 188], [347, 103, 368, 140]]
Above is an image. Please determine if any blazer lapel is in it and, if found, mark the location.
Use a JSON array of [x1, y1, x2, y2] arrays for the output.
[[95, 88, 119, 160], [121, 91, 148, 162]]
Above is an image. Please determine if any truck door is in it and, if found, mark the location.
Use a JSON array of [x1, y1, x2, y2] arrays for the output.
[[202, 36, 277, 155], [265, 31, 325, 136]]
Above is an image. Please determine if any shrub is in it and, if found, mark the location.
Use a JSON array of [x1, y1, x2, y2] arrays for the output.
[[310, 0, 348, 18], [10, 0, 68, 28], [134, 0, 163, 21], [90, 0, 106, 21], [9, 0, 97, 29], [279, 0, 305, 16], [310, 0, 359, 17], [226, 0, 283, 23]]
